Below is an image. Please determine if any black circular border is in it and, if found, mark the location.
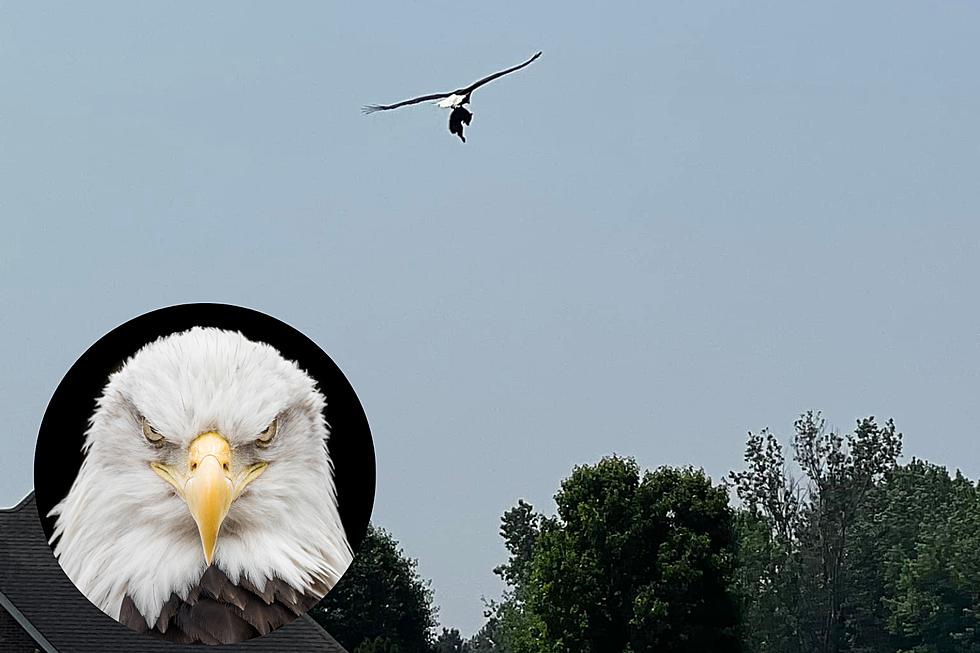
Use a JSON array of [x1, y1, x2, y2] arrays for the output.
[[33, 302, 375, 557]]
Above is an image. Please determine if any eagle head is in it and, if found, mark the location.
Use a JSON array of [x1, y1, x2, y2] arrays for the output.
[[48, 327, 352, 637]]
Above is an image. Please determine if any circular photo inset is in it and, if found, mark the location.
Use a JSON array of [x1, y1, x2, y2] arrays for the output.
[[34, 304, 375, 645]]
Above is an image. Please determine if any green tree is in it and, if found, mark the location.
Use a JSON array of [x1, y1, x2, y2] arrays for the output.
[[355, 637, 403, 653], [729, 412, 903, 653], [731, 509, 804, 653], [728, 424, 807, 653], [468, 627, 498, 652], [471, 499, 551, 653], [884, 469, 980, 653], [485, 456, 740, 653], [493, 500, 542, 589], [468, 622, 498, 652], [435, 628, 470, 653], [844, 459, 969, 652], [311, 524, 439, 653]]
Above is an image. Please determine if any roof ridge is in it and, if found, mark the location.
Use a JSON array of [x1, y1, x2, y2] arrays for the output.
[[0, 490, 35, 513], [0, 588, 59, 653], [297, 614, 338, 644]]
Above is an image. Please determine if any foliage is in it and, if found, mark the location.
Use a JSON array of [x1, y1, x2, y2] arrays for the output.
[[885, 468, 980, 652], [355, 637, 404, 653], [311, 524, 438, 653], [479, 456, 740, 653], [842, 458, 969, 652], [467, 620, 500, 653], [729, 411, 903, 653], [434, 628, 471, 653], [471, 499, 552, 653], [318, 411, 980, 653]]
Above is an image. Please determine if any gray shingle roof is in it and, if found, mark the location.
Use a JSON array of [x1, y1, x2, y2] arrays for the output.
[[0, 493, 348, 652]]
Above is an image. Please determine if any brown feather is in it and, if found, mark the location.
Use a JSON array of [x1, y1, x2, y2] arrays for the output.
[[121, 566, 326, 644], [154, 593, 183, 633]]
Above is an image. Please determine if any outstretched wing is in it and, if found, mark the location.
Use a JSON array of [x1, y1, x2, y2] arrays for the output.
[[462, 51, 542, 95], [362, 92, 451, 114]]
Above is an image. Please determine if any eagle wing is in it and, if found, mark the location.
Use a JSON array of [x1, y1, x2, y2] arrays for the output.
[[462, 51, 542, 95], [363, 51, 542, 113], [362, 92, 451, 114]]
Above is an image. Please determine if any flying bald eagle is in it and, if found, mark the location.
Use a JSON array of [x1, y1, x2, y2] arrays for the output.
[[49, 327, 353, 644], [363, 51, 542, 143]]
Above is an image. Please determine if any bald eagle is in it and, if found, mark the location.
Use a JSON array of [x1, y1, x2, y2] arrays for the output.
[[48, 327, 353, 644], [363, 51, 542, 143]]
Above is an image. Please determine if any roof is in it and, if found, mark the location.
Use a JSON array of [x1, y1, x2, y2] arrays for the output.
[[0, 492, 348, 652]]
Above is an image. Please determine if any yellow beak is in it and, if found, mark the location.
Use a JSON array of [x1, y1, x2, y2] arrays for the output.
[[183, 432, 234, 565], [151, 431, 267, 565]]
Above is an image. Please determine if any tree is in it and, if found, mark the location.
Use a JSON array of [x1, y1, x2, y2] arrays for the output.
[[435, 628, 470, 653], [884, 468, 980, 653], [468, 623, 499, 653], [493, 500, 542, 590], [310, 524, 439, 653], [355, 637, 404, 653], [728, 423, 808, 653], [731, 508, 804, 653], [471, 499, 551, 653], [729, 411, 903, 653], [484, 456, 741, 653], [843, 458, 969, 652]]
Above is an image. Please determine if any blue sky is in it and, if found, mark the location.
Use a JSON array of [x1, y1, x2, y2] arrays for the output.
[[1, 1, 978, 637]]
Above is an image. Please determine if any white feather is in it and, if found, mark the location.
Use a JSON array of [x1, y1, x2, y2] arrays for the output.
[[436, 94, 466, 109], [49, 327, 353, 627]]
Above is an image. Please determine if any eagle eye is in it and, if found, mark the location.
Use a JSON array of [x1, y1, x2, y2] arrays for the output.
[[141, 417, 164, 445], [256, 419, 278, 448]]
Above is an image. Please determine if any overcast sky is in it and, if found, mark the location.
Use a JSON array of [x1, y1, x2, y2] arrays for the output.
[[2, 1, 978, 638]]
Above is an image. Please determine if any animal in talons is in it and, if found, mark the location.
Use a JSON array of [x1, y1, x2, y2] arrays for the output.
[[363, 51, 542, 143], [449, 107, 473, 143], [48, 327, 353, 644]]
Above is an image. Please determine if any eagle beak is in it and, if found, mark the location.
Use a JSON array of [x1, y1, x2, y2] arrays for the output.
[[150, 431, 268, 566], [183, 432, 234, 565]]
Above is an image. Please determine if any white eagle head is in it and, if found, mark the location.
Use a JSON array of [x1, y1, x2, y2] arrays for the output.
[[49, 327, 352, 628]]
